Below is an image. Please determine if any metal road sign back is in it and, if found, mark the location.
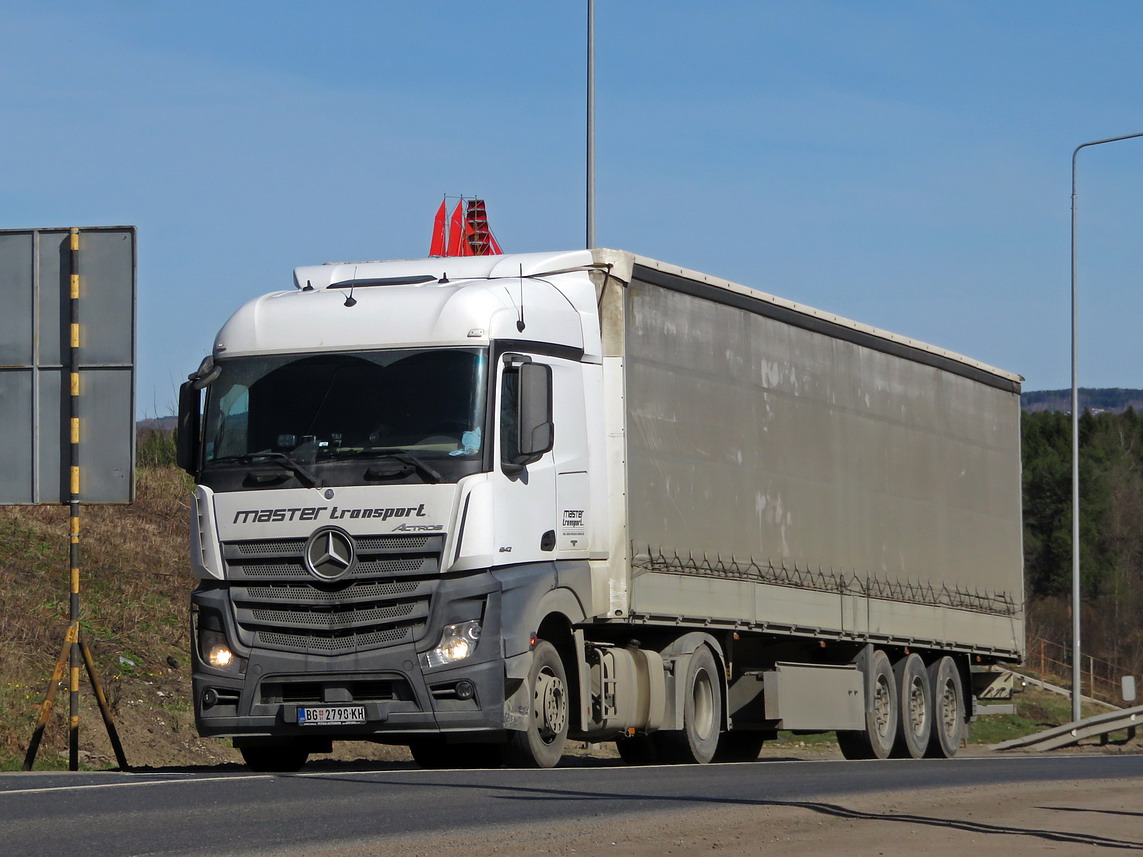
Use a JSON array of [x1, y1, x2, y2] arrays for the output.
[[0, 226, 136, 504]]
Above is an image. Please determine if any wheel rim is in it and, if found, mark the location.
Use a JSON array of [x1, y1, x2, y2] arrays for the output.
[[692, 668, 715, 740], [908, 676, 928, 737], [534, 670, 567, 744], [873, 673, 893, 738], [939, 679, 958, 737]]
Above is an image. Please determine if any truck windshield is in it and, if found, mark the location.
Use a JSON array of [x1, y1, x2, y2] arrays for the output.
[[202, 348, 487, 477]]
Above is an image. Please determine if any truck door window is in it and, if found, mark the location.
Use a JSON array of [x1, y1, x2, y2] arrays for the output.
[[500, 368, 520, 464], [499, 358, 554, 470]]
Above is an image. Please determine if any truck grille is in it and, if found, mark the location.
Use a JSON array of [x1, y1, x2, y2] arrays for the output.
[[222, 534, 444, 655]]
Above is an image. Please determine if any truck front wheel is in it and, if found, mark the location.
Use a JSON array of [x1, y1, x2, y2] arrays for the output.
[[503, 640, 569, 768]]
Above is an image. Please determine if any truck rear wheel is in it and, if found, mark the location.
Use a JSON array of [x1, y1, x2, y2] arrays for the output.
[[239, 744, 309, 773], [925, 656, 965, 758], [652, 645, 722, 764], [837, 648, 898, 760], [891, 653, 932, 759], [502, 640, 569, 768]]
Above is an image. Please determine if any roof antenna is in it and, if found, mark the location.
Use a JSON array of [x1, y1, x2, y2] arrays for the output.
[[344, 266, 358, 307], [516, 264, 525, 332]]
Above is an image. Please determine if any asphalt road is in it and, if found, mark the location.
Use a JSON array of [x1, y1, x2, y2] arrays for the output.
[[1, 755, 1140, 857]]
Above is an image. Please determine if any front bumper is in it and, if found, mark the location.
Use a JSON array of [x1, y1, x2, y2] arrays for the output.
[[192, 568, 508, 741], [193, 647, 506, 740]]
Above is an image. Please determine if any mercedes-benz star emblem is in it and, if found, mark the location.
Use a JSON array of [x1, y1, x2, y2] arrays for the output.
[[304, 528, 356, 580]]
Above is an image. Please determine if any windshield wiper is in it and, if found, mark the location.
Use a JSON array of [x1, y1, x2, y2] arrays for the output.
[[368, 449, 442, 483], [212, 452, 319, 487]]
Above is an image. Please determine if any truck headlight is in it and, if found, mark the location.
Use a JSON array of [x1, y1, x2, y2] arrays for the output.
[[421, 620, 481, 669], [207, 641, 234, 669], [199, 627, 240, 672]]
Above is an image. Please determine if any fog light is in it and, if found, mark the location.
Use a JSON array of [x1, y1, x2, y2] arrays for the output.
[[455, 680, 475, 700], [201, 687, 219, 709]]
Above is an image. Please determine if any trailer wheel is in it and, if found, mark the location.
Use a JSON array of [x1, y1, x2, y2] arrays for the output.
[[891, 653, 932, 759], [837, 649, 898, 760], [502, 640, 569, 768], [410, 739, 503, 769], [239, 744, 309, 773], [925, 656, 965, 758], [653, 645, 722, 764]]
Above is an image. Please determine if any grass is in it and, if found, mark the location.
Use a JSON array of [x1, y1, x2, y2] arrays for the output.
[[0, 458, 195, 771], [969, 686, 1106, 745]]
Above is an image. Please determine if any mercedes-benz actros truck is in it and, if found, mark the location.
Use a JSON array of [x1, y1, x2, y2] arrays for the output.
[[177, 248, 1024, 771]]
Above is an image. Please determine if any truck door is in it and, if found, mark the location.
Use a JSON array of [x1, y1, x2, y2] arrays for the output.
[[493, 354, 558, 561]]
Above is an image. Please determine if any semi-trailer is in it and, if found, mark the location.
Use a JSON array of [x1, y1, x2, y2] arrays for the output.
[[177, 248, 1024, 770]]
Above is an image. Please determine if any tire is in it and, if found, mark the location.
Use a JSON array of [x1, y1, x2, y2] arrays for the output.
[[891, 653, 932, 759], [502, 640, 569, 768], [410, 738, 503, 769], [615, 734, 659, 765], [837, 649, 898, 760], [714, 731, 766, 762], [239, 744, 309, 773], [925, 656, 965, 758], [652, 645, 722, 764]]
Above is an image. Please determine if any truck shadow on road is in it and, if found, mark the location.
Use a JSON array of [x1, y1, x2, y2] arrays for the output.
[[1038, 805, 1143, 819]]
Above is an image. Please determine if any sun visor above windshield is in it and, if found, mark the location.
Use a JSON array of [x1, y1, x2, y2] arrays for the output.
[[292, 250, 595, 291]]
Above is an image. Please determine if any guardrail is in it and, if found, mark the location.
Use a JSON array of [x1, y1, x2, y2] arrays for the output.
[[992, 703, 1142, 751]]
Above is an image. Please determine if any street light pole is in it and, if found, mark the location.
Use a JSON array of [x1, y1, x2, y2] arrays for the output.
[[586, 0, 596, 249], [1070, 131, 1143, 723]]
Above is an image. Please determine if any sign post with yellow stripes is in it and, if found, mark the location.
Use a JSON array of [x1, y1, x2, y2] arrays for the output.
[[0, 226, 135, 771]]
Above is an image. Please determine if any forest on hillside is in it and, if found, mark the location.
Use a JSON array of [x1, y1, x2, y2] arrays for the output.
[[1022, 388, 1143, 414], [1023, 408, 1143, 675]]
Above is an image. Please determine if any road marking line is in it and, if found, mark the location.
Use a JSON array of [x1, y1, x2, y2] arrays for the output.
[[0, 774, 271, 796]]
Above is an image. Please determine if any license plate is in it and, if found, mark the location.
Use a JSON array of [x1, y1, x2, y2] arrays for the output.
[[297, 705, 366, 726]]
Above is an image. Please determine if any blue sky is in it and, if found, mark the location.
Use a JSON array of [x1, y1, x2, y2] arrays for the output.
[[4, 1, 1143, 415]]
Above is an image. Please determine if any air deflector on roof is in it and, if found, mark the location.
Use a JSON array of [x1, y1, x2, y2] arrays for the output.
[[327, 275, 438, 289]]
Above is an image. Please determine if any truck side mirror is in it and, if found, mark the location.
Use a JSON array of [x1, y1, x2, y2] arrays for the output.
[[176, 380, 201, 477], [518, 362, 554, 460], [501, 359, 554, 470]]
